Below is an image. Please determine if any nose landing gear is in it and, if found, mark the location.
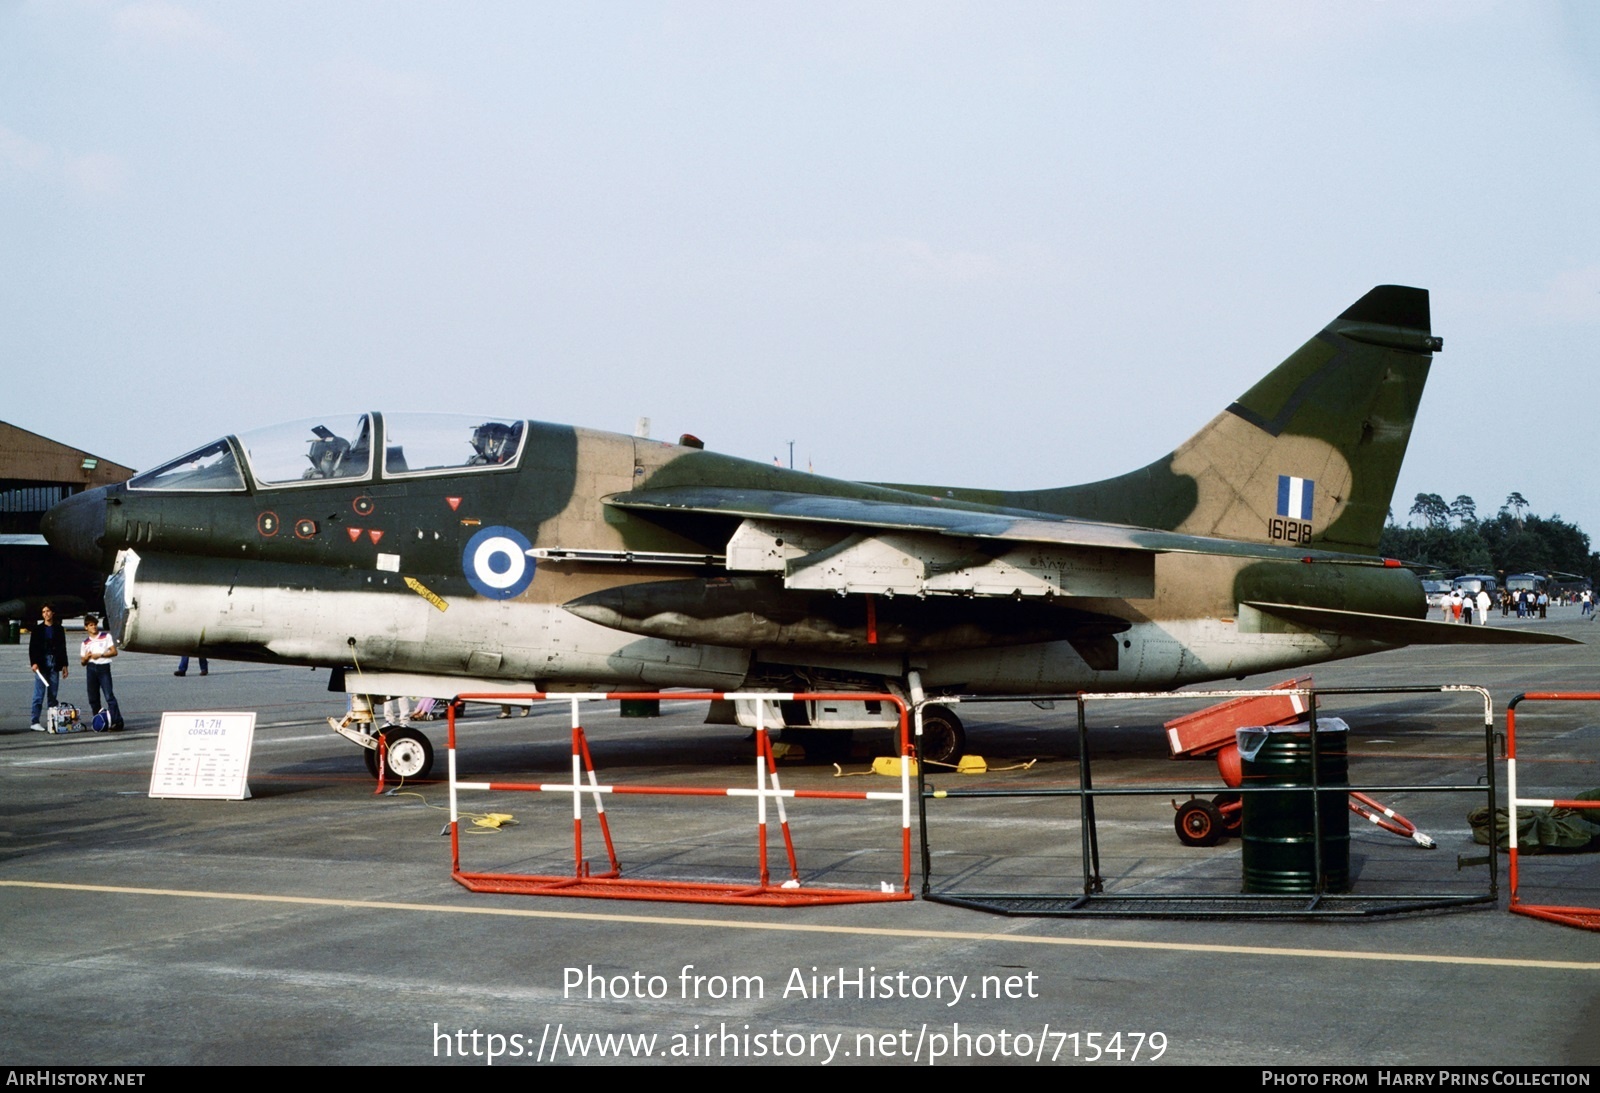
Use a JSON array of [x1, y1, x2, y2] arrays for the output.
[[364, 726, 436, 782]]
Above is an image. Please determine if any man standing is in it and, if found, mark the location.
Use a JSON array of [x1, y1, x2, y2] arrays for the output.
[[80, 615, 124, 731], [27, 604, 69, 732]]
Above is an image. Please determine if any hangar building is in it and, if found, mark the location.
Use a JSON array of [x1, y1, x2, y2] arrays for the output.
[[0, 420, 135, 629]]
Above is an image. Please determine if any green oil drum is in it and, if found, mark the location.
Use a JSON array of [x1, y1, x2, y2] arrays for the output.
[[4, 619, 17, 644], [619, 698, 660, 718], [1238, 719, 1350, 894]]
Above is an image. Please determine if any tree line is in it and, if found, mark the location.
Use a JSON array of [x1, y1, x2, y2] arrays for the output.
[[1377, 493, 1598, 580]]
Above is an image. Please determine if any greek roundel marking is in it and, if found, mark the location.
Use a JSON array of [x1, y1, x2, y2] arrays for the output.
[[462, 525, 536, 599]]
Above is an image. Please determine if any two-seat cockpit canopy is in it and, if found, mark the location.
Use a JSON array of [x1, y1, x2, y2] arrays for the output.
[[128, 413, 526, 492]]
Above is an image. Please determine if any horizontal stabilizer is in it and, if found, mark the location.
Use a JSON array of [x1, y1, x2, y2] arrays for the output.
[[1243, 602, 1582, 646]]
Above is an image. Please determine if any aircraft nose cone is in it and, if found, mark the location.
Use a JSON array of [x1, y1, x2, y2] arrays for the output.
[[42, 487, 109, 570]]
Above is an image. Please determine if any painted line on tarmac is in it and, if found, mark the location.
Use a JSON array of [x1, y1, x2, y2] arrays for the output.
[[5, 729, 347, 766], [4, 880, 1596, 972], [7, 751, 154, 765]]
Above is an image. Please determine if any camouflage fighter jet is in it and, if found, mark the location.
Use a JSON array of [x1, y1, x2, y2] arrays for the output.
[[41, 286, 1574, 778]]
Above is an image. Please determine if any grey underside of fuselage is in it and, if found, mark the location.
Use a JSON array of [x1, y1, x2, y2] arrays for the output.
[[108, 552, 1368, 696], [109, 553, 750, 689]]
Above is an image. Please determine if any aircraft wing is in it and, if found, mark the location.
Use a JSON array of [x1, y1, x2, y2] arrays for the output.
[[607, 486, 1397, 567], [1243, 602, 1582, 645]]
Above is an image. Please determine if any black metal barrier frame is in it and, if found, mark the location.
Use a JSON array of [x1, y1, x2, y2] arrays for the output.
[[916, 685, 1498, 918]]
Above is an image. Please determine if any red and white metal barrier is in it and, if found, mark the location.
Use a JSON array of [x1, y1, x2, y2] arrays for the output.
[[1505, 692, 1600, 931], [445, 691, 914, 906]]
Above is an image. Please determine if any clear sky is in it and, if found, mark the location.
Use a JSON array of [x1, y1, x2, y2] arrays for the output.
[[4, 2, 1598, 534]]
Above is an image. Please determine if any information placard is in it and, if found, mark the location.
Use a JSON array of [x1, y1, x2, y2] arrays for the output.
[[149, 711, 256, 800]]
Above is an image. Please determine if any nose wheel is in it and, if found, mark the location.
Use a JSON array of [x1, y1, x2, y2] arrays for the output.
[[364, 726, 435, 781]]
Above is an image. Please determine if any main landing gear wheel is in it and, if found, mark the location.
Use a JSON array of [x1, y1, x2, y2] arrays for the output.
[[1174, 797, 1226, 847], [917, 705, 966, 767], [364, 726, 435, 781]]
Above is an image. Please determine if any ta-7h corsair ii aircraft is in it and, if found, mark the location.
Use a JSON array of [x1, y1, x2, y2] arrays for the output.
[[42, 286, 1574, 779]]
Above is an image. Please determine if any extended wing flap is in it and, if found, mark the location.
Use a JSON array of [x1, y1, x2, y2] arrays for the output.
[[608, 487, 1395, 567], [1243, 601, 1582, 646]]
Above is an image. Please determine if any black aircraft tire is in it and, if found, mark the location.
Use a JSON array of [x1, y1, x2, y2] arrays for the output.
[[1175, 798, 1226, 847], [363, 744, 379, 778], [917, 705, 966, 767], [372, 727, 434, 781]]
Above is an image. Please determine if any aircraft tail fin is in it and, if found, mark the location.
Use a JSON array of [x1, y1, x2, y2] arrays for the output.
[[933, 286, 1438, 554]]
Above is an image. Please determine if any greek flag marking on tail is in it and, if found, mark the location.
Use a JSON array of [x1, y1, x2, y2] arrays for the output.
[[1277, 476, 1314, 520]]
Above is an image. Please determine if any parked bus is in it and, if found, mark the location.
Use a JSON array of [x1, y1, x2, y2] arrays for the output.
[[1452, 574, 1497, 597]]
